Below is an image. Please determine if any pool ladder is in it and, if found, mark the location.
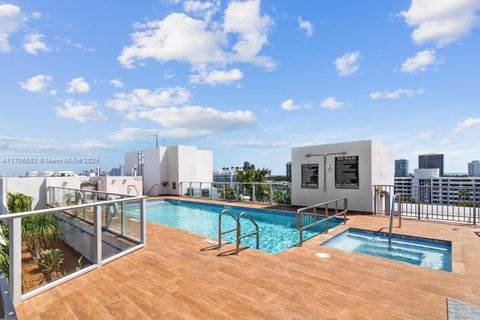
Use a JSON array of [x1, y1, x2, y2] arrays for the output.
[[218, 209, 259, 254], [388, 194, 403, 247]]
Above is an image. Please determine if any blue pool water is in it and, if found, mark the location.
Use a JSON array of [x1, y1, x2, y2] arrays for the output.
[[146, 200, 345, 254], [322, 228, 452, 271]]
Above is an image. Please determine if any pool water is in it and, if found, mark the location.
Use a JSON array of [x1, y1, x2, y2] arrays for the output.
[[322, 228, 452, 271], [146, 200, 345, 254]]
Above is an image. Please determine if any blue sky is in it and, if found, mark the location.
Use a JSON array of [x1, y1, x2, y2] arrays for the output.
[[1, 0, 480, 175]]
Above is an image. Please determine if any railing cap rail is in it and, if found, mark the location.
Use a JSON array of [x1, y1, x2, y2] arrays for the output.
[[0, 195, 146, 220], [48, 186, 139, 198]]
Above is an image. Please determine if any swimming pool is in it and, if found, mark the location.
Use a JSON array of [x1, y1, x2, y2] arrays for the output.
[[322, 228, 452, 271], [146, 199, 345, 254]]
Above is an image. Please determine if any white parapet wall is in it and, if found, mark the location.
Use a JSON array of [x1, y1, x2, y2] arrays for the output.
[[291, 140, 394, 212], [94, 176, 143, 195]]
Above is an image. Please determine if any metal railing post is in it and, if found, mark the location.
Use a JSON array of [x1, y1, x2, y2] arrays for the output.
[[94, 205, 102, 265], [269, 184, 273, 204], [140, 198, 147, 245], [121, 201, 126, 236], [210, 184, 213, 199], [252, 184, 256, 203], [222, 184, 226, 200], [189, 183, 193, 197], [473, 187, 477, 225], [8, 217, 22, 304]]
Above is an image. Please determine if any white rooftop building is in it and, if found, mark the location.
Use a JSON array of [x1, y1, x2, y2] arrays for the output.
[[124, 145, 213, 196]]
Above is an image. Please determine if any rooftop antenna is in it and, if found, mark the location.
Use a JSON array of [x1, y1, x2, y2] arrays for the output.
[[155, 132, 159, 148]]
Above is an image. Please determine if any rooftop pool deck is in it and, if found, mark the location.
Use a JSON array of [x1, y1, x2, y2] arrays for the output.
[[16, 196, 480, 320]]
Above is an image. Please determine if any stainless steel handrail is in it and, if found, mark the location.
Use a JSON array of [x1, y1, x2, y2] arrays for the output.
[[127, 185, 140, 195], [218, 209, 237, 248], [388, 193, 403, 246], [48, 186, 138, 198], [217, 210, 260, 254], [236, 212, 259, 254], [296, 198, 348, 246]]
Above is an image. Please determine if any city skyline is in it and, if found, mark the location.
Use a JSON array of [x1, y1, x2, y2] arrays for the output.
[[1, 1, 480, 175]]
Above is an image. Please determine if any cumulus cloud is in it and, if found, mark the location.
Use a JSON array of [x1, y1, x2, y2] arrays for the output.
[[454, 118, 480, 133], [23, 33, 50, 55], [298, 16, 314, 37], [369, 88, 425, 100], [54, 99, 106, 122], [400, 0, 480, 47], [401, 50, 437, 73], [183, 0, 220, 22], [19, 74, 52, 92], [227, 139, 290, 148], [67, 77, 91, 93], [320, 97, 344, 109], [106, 87, 190, 111], [118, 0, 274, 72], [416, 130, 436, 139], [109, 79, 124, 88], [190, 68, 243, 85], [280, 99, 302, 111], [334, 51, 360, 76], [0, 3, 24, 52], [125, 106, 256, 138]]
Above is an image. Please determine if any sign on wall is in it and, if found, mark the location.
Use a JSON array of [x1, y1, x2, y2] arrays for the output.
[[301, 163, 319, 189], [335, 156, 359, 189]]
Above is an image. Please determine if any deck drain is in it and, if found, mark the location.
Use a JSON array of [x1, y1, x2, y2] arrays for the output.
[[315, 252, 331, 259]]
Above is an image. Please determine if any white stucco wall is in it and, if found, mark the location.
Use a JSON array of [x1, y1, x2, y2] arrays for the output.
[[291, 140, 394, 212], [124, 151, 140, 176], [95, 176, 143, 195], [1, 176, 89, 211], [124, 145, 213, 196]]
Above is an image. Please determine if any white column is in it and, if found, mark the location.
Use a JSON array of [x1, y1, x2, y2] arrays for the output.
[[8, 217, 22, 304]]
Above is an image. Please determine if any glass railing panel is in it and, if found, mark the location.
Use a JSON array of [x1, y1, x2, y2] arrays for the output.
[[272, 183, 291, 204], [254, 184, 271, 203], [21, 210, 94, 294], [101, 199, 142, 261]]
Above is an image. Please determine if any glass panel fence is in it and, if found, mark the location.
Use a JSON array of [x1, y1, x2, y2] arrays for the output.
[[101, 198, 142, 261], [21, 210, 94, 294], [272, 183, 291, 205]]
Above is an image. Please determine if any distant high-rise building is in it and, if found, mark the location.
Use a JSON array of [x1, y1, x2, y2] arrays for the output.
[[395, 159, 409, 177], [109, 165, 123, 176], [468, 160, 480, 177], [419, 153, 444, 176], [243, 161, 253, 170], [286, 162, 292, 178]]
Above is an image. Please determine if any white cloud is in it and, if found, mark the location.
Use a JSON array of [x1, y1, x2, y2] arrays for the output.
[[401, 50, 437, 73], [109, 79, 124, 88], [110, 128, 157, 141], [400, 0, 480, 47], [281, 99, 302, 111], [454, 118, 480, 133], [72, 141, 112, 150], [441, 137, 453, 145], [54, 99, 106, 123], [23, 33, 50, 55], [106, 87, 190, 111], [334, 51, 360, 76], [416, 130, 436, 139], [67, 77, 91, 93], [19, 74, 52, 92], [298, 16, 314, 37], [118, 0, 274, 71], [183, 0, 220, 22], [190, 68, 243, 85], [125, 105, 256, 138], [0, 3, 24, 52], [320, 97, 344, 109], [369, 88, 425, 100], [31, 12, 41, 19]]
